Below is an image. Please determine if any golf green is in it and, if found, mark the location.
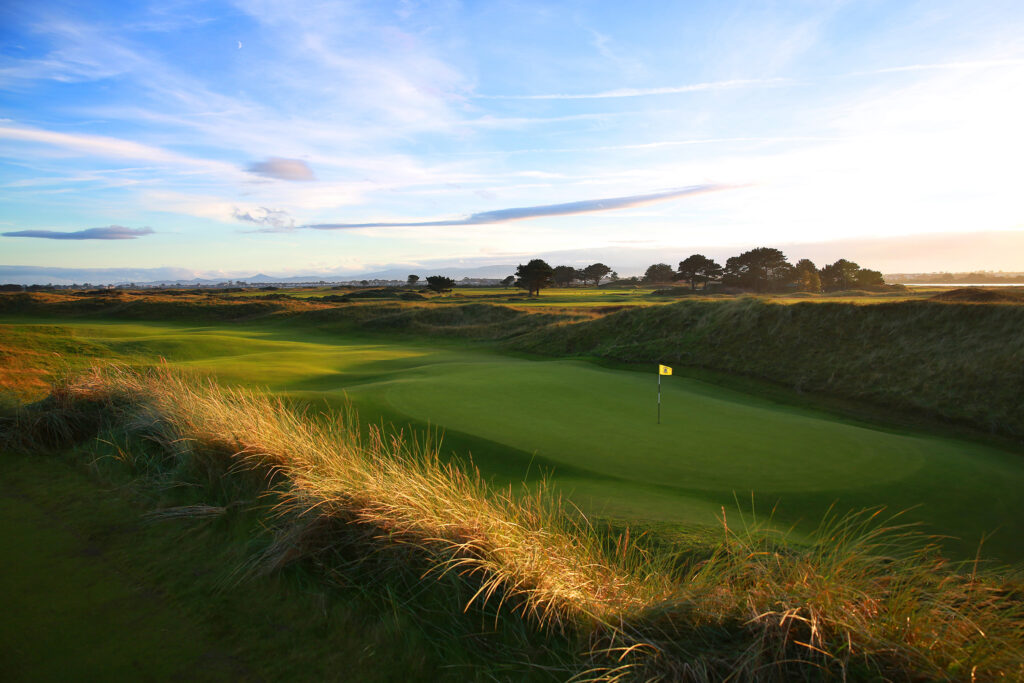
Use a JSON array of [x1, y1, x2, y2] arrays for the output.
[[6, 318, 1024, 561]]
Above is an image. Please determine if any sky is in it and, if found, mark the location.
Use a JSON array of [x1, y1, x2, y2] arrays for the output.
[[2, 0, 1023, 282]]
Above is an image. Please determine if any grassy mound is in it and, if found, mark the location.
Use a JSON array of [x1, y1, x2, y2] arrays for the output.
[[4, 366, 1023, 680], [929, 287, 1024, 303], [317, 302, 574, 340], [317, 287, 431, 302], [0, 291, 292, 321]]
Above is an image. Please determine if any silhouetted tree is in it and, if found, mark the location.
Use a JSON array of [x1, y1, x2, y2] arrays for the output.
[[500, 275, 515, 288], [552, 265, 578, 287], [677, 254, 723, 289], [723, 247, 793, 292], [856, 268, 885, 288], [793, 259, 821, 293], [425, 275, 455, 293], [407, 274, 420, 287], [582, 262, 612, 286], [515, 259, 554, 296], [643, 263, 676, 284], [819, 259, 860, 291]]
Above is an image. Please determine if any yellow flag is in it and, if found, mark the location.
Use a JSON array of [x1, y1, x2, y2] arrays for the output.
[[659, 364, 672, 376]]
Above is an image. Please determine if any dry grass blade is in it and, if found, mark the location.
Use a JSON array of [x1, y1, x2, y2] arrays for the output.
[[9, 363, 1023, 682]]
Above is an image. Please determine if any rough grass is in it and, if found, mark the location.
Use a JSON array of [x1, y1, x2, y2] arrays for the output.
[[4, 366, 1023, 681], [929, 287, 1024, 303]]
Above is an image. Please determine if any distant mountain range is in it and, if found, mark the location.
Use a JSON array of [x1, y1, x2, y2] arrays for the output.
[[3, 229, 1022, 285], [0, 264, 520, 286]]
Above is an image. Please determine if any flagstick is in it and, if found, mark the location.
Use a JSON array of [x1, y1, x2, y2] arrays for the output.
[[657, 371, 661, 424]]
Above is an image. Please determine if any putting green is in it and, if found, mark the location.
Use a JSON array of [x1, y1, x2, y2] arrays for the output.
[[5, 318, 1024, 561]]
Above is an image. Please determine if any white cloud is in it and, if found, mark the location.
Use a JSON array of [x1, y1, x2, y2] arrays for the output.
[[0, 123, 239, 175], [232, 206, 296, 231]]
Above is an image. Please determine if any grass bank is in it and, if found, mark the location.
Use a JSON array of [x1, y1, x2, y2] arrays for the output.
[[4, 366, 1023, 681]]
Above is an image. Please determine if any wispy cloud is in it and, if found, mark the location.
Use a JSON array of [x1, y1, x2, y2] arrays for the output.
[[246, 157, 316, 181], [2, 226, 155, 240], [233, 207, 296, 232], [305, 185, 733, 230], [476, 78, 790, 100], [465, 136, 838, 156], [0, 123, 237, 175], [860, 58, 1024, 75]]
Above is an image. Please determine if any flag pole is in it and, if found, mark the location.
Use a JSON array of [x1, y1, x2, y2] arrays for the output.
[[657, 371, 661, 424]]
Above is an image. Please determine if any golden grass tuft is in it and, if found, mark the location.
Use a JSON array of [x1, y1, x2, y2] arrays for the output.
[[63, 365, 672, 629], [10, 364, 1024, 681]]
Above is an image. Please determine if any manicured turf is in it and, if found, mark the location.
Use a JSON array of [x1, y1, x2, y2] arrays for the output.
[[5, 317, 1024, 561]]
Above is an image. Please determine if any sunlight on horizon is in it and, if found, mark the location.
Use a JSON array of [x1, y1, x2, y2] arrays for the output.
[[1, 0, 1022, 280]]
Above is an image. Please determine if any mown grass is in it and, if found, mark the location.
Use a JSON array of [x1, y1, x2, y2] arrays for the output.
[[510, 297, 1024, 441], [4, 366, 1023, 681]]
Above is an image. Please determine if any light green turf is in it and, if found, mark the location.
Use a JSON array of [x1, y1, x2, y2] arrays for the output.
[[6, 317, 1024, 561]]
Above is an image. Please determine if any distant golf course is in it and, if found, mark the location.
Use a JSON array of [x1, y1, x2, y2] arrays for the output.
[[6, 315, 1023, 562]]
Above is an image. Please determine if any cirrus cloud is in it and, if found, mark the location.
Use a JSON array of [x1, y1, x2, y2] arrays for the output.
[[305, 185, 734, 230], [2, 226, 155, 240]]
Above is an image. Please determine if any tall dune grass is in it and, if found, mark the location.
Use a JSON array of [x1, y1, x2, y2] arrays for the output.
[[4, 365, 1023, 681]]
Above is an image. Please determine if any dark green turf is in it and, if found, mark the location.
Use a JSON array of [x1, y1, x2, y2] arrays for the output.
[[0, 449, 559, 681]]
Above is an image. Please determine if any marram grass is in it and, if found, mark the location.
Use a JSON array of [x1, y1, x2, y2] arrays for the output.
[[5, 365, 1023, 681]]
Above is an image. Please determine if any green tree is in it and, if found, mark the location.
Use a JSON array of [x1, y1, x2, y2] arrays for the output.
[[500, 275, 515, 288], [643, 263, 676, 284], [582, 262, 612, 286], [406, 274, 420, 287], [819, 259, 860, 291], [425, 275, 455, 293], [722, 247, 793, 292], [514, 259, 554, 296], [552, 265, 578, 287], [793, 259, 821, 292], [677, 254, 723, 289]]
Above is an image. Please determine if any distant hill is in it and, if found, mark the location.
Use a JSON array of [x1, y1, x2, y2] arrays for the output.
[[886, 271, 1024, 285], [0, 264, 519, 286]]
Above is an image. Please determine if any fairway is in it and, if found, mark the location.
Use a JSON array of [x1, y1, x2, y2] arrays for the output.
[[5, 317, 1024, 561]]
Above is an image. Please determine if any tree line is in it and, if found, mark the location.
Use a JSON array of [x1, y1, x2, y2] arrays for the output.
[[509, 248, 884, 296], [406, 247, 885, 296]]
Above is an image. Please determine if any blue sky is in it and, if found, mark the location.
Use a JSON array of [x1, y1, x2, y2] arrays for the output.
[[2, 0, 1023, 280]]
